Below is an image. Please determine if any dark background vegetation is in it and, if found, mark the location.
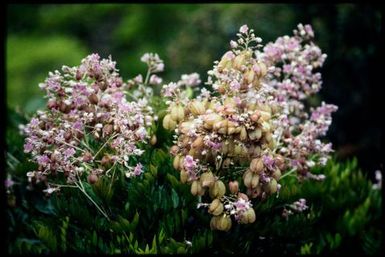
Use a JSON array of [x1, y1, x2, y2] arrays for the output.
[[6, 4, 383, 176]]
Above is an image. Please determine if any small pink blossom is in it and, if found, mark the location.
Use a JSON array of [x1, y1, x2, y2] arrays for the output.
[[239, 24, 249, 34], [133, 163, 144, 176]]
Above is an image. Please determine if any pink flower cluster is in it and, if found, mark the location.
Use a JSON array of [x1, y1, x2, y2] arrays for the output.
[[22, 54, 154, 190], [262, 24, 338, 174]]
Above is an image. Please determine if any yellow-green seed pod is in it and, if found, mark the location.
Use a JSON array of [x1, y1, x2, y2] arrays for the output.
[[209, 180, 226, 199], [173, 155, 181, 170], [177, 105, 185, 122], [189, 101, 206, 116], [263, 178, 278, 194], [203, 113, 222, 129], [240, 208, 256, 224], [244, 68, 255, 85], [150, 135, 157, 145], [162, 114, 177, 130], [250, 158, 264, 174], [251, 174, 260, 188], [200, 171, 215, 188], [243, 170, 253, 188], [272, 168, 282, 181], [210, 216, 220, 230], [192, 136, 204, 149], [234, 144, 243, 156], [240, 126, 247, 141], [191, 180, 202, 196], [249, 128, 262, 140], [208, 199, 224, 216], [217, 214, 232, 231], [180, 169, 188, 184]]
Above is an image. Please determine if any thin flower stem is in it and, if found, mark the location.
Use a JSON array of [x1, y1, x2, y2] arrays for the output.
[[56, 139, 86, 153], [75, 181, 110, 221], [144, 67, 151, 86], [74, 136, 94, 153], [280, 168, 297, 180], [49, 183, 78, 189], [93, 133, 118, 159]]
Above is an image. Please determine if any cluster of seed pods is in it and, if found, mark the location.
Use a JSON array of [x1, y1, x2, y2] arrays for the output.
[[163, 43, 288, 231]]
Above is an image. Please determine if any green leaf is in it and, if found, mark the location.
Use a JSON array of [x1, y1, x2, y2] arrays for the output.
[[171, 188, 179, 208]]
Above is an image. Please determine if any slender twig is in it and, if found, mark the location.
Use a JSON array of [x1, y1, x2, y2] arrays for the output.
[[93, 133, 118, 159], [280, 168, 297, 180], [75, 181, 110, 220], [56, 139, 86, 153], [144, 67, 151, 86]]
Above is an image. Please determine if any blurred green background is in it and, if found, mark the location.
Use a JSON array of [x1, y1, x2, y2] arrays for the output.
[[6, 4, 382, 173]]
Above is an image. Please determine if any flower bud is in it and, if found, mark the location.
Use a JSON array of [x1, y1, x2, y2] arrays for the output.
[[87, 174, 98, 184], [189, 101, 205, 116], [101, 155, 111, 167], [208, 199, 224, 216], [88, 93, 99, 105], [209, 180, 226, 199], [200, 171, 215, 187], [170, 145, 179, 156], [263, 178, 278, 194], [162, 114, 177, 130], [82, 151, 93, 162], [217, 85, 226, 94], [229, 181, 239, 194], [250, 158, 264, 174], [103, 124, 113, 136]]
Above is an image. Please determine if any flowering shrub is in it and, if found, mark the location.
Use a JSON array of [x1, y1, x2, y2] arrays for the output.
[[162, 24, 337, 230], [21, 54, 158, 219]]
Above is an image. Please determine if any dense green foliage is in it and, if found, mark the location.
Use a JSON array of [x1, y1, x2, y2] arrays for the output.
[[6, 4, 382, 255], [6, 104, 382, 255]]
